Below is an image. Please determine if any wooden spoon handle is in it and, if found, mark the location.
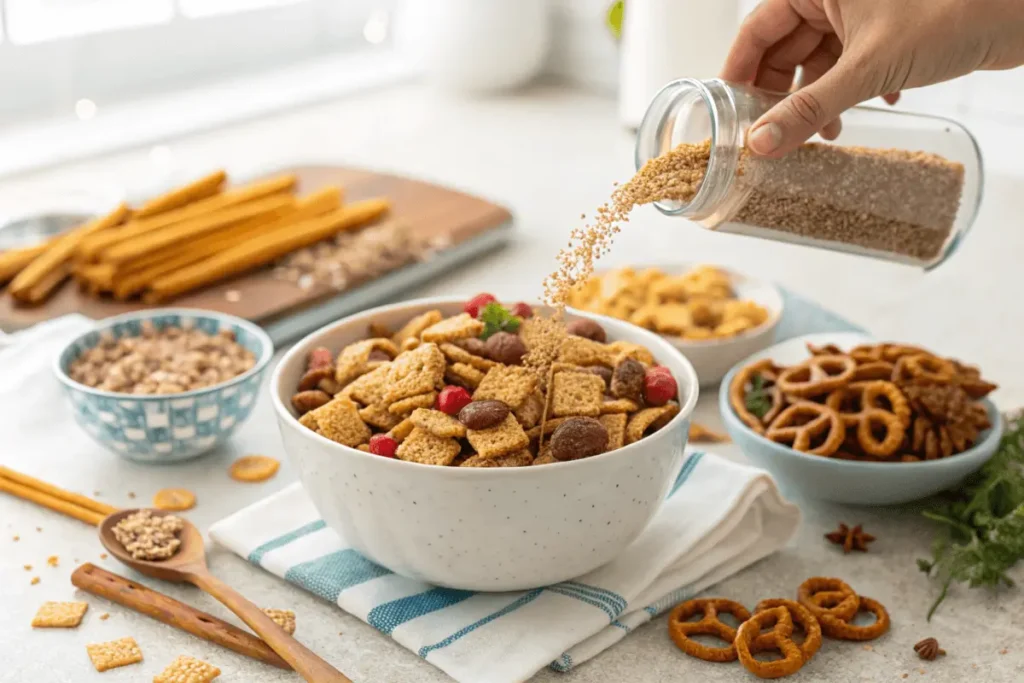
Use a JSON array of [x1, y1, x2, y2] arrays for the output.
[[188, 570, 352, 683]]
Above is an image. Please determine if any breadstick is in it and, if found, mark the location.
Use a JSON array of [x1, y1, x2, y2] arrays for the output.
[[0, 241, 51, 284], [100, 194, 295, 265], [133, 170, 226, 219], [18, 263, 70, 305], [74, 263, 117, 291], [9, 204, 130, 302], [0, 477, 105, 526], [0, 466, 118, 516], [77, 174, 297, 261], [146, 197, 389, 302]]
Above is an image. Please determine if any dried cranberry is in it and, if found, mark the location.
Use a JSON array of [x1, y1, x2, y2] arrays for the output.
[[436, 385, 473, 415], [509, 302, 533, 319], [368, 434, 398, 458], [464, 293, 497, 319], [644, 368, 678, 406]]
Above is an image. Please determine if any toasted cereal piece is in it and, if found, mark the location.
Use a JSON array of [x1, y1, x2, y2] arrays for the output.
[[606, 341, 656, 366], [689, 422, 729, 443], [514, 391, 545, 429], [86, 636, 144, 672], [558, 336, 615, 367], [401, 338, 421, 352], [446, 362, 486, 389], [532, 452, 560, 465], [550, 372, 605, 417], [359, 402, 403, 430], [388, 418, 415, 443], [460, 450, 533, 467], [473, 366, 538, 410], [682, 327, 717, 340], [629, 306, 659, 330], [229, 455, 281, 482], [357, 444, 370, 452], [600, 398, 639, 414], [396, 428, 461, 466], [299, 411, 320, 432], [388, 391, 438, 416], [392, 309, 443, 345], [526, 417, 569, 440], [466, 414, 530, 459], [713, 317, 754, 337], [340, 363, 391, 405], [599, 413, 628, 451], [263, 609, 296, 635], [31, 601, 88, 628], [383, 343, 446, 404], [440, 343, 497, 371], [154, 655, 221, 683], [306, 398, 371, 447], [625, 402, 680, 444], [153, 488, 197, 511], [410, 408, 467, 438], [368, 321, 392, 339], [421, 313, 485, 344], [335, 339, 399, 386]]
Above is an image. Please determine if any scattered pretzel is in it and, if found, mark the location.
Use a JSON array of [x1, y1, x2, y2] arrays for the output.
[[797, 577, 860, 622], [735, 606, 806, 679], [776, 355, 856, 398], [753, 599, 822, 662], [667, 598, 751, 663], [765, 403, 845, 456], [729, 360, 784, 433]]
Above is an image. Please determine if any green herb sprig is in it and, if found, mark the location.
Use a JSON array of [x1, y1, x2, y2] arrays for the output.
[[479, 302, 521, 340], [919, 412, 1024, 619], [745, 374, 772, 419]]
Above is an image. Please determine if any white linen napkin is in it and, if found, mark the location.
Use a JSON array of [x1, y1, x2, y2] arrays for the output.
[[211, 453, 800, 683]]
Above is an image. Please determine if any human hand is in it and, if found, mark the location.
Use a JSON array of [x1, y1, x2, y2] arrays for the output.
[[721, 0, 1024, 157]]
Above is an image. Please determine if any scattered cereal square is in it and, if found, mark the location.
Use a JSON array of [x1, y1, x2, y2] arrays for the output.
[[421, 313, 485, 343], [263, 609, 296, 635], [391, 309, 443, 345], [445, 363, 485, 389], [558, 336, 615, 367], [550, 372, 605, 417], [599, 413, 628, 451], [526, 417, 568, 441], [396, 428, 461, 466], [86, 636, 143, 672], [600, 398, 639, 414], [514, 391, 545, 429], [307, 398, 371, 447], [387, 418, 415, 443], [334, 340, 378, 386], [32, 601, 88, 628], [625, 402, 680, 444], [388, 391, 438, 416], [410, 408, 467, 438], [341, 363, 391, 405], [466, 414, 530, 459], [440, 343, 497, 371], [473, 366, 538, 410], [460, 450, 533, 467], [359, 402, 403, 430], [154, 655, 221, 683], [384, 343, 446, 404]]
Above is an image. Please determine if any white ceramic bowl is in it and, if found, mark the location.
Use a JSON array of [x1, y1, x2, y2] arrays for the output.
[[593, 264, 783, 387], [272, 297, 699, 591]]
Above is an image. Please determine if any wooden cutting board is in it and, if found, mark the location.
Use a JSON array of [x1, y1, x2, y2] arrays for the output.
[[0, 166, 512, 341]]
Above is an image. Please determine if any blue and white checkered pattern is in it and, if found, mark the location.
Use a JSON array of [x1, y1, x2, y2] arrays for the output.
[[211, 453, 802, 683], [55, 310, 272, 464]]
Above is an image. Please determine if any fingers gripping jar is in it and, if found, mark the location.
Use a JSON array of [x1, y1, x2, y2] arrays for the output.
[[635, 79, 983, 268]]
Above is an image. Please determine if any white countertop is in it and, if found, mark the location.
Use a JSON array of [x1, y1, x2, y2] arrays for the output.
[[2, 84, 1023, 682]]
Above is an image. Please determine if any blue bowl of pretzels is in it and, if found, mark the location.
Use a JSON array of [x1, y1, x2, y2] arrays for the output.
[[719, 332, 1003, 505]]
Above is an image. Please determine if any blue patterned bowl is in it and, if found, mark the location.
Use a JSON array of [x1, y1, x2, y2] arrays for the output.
[[54, 309, 274, 464]]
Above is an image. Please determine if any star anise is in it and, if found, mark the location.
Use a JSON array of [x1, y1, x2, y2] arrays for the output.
[[824, 523, 875, 553]]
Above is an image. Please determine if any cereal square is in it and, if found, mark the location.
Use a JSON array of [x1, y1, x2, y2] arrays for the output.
[[558, 336, 615, 367], [421, 313, 485, 343], [440, 343, 497, 371], [625, 402, 680, 444], [526, 417, 568, 441], [396, 428, 461, 466], [263, 609, 296, 635], [335, 339, 397, 386], [307, 398, 371, 447], [342, 363, 391, 405], [466, 414, 530, 459], [550, 372, 605, 417], [445, 363, 485, 389], [513, 391, 545, 429], [384, 343, 446, 404], [410, 408, 467, 438], [606, 341, 655, 366], [473, 366, 538, 410], [359, 402, 403, 430], [388, 391, 438, 416], [86, 636, 143, 672], [392, 309, 443, 345], [601, 398, 639, 414], [154, 655, 221, 683], [532, 445, 559, 465], [32, 601, 88, 628], [599, 413, 628, 451], [388, 418, 415, 442], [460, 450, 533, 467]]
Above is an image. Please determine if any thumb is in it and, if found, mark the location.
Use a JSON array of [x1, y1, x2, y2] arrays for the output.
[[747, 59, 874, 158]]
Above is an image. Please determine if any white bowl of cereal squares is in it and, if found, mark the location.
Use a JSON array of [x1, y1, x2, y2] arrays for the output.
[[272, 295, 699, 591], [55, 309, 274, 463], [568, 265, 784, 386]]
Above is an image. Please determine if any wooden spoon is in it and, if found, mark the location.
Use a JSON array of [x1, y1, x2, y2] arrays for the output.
[[99, 509, 351, 683]]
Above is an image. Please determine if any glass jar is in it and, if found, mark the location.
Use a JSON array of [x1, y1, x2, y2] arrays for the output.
[[635, 79, 983, 268]]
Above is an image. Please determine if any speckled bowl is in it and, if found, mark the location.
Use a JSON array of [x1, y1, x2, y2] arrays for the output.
[[272, 297, 699, 591]]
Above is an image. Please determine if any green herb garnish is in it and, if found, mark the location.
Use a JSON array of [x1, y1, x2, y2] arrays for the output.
[[919, 412, 1024, 620], [745, 374, 772, 418], [479, 302, 521, 340]]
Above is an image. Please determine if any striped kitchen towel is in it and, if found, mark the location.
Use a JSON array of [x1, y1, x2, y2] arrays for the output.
[[211, 451, 800, 683]]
